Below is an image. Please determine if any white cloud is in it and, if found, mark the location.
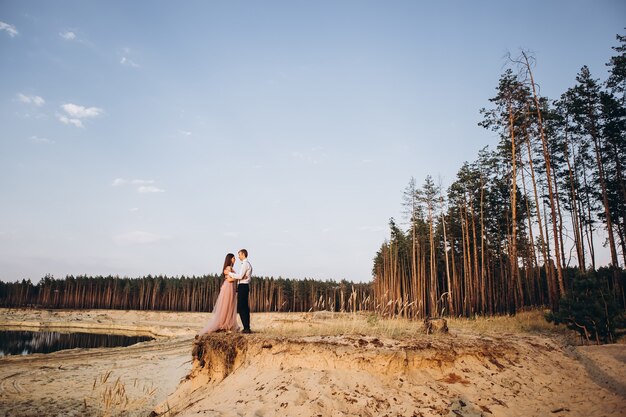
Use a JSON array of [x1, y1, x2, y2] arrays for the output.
[[18, 93, 45, 107], [57, 103, 103, 127], [138, 185, 165, 193], [131, 179, 155, 185], [120, 47, 140, 68], [224, 231, 239, 238], [60, 31, 76, 40], [179, 130, 192, 136], [129, 207, 139, 212], [28, 135, 55, 144], [57, 114, 83, 128], [61, 103, 103, 118], [120, 56, 140, 68], [114, 231, 169, 245], [58, 30, 93, 47], [0, 21, 18, 38], [112, 178, 164, 193], [291, 148, 329, 165]]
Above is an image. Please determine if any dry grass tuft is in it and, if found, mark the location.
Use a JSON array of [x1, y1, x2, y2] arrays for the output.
[[448, 309, 578, 342], [263, 312, 415, 339], [257, 308, 577, 342], [87, 369, 157, 417]]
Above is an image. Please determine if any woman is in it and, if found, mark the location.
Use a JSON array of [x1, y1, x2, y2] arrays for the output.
[[199, 253, 239, 334]]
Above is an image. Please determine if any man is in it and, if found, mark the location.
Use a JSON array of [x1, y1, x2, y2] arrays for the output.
[[229, 249, 252, 333]]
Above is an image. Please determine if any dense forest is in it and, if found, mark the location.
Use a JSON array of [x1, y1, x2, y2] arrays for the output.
[[0, 274, 373, 313], [373, 33, 626, 319]]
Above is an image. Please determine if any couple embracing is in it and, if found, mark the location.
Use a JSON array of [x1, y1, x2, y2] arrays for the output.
[[199, 249, 253, 335]]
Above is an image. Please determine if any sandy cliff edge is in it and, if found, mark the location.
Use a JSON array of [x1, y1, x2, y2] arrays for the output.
[[151, 332, 625, 417]]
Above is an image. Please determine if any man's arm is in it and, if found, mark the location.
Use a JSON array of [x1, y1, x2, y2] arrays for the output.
[[228, 262, 249, 280]]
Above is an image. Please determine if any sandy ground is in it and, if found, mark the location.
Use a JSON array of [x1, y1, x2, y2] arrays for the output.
[[0, 308, 624, 417], [0, 309, 196, 417]]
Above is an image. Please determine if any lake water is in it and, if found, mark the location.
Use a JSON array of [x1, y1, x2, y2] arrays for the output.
[[0, 330, 154, 356]]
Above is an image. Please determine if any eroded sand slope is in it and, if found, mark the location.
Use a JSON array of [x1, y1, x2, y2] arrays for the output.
[[154, 333, 625, 417]]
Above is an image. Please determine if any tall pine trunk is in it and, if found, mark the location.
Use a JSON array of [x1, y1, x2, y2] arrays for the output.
[[521, 51, 565, 299]]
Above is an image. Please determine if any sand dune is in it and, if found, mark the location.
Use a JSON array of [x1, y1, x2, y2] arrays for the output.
[[0, 308, 624, 417]]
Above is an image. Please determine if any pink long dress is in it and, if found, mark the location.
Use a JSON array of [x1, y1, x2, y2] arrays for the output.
[[199, 268, 239, 334]]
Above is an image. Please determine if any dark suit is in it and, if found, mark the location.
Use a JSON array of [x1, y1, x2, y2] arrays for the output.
[[237, 283, 250, 331]]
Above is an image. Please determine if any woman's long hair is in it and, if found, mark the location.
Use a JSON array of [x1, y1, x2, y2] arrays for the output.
[[222, 253, 235, 276]]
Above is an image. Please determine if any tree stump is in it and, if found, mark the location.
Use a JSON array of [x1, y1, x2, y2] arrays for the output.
[[422, 318, 448, 334]]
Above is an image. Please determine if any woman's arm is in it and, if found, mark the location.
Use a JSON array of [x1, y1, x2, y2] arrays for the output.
[[224, 267, 236, 282]]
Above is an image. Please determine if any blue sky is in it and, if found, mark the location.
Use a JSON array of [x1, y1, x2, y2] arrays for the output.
[[1, 1, 624, 282]]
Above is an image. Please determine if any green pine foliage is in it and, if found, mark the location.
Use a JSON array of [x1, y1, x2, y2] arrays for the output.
[[546, 269, 621, 344]]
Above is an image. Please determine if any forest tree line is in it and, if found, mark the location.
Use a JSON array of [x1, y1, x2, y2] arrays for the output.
[[373, 33, 626, 319], [0, 274, 373, 313]]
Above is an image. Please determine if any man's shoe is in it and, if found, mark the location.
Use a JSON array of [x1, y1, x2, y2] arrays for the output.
[[242, 329, 252, 334]]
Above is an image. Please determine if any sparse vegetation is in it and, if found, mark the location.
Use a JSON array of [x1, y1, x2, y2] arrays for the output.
[[257, 308, 577, 342], [88, 369, 157, 417]]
